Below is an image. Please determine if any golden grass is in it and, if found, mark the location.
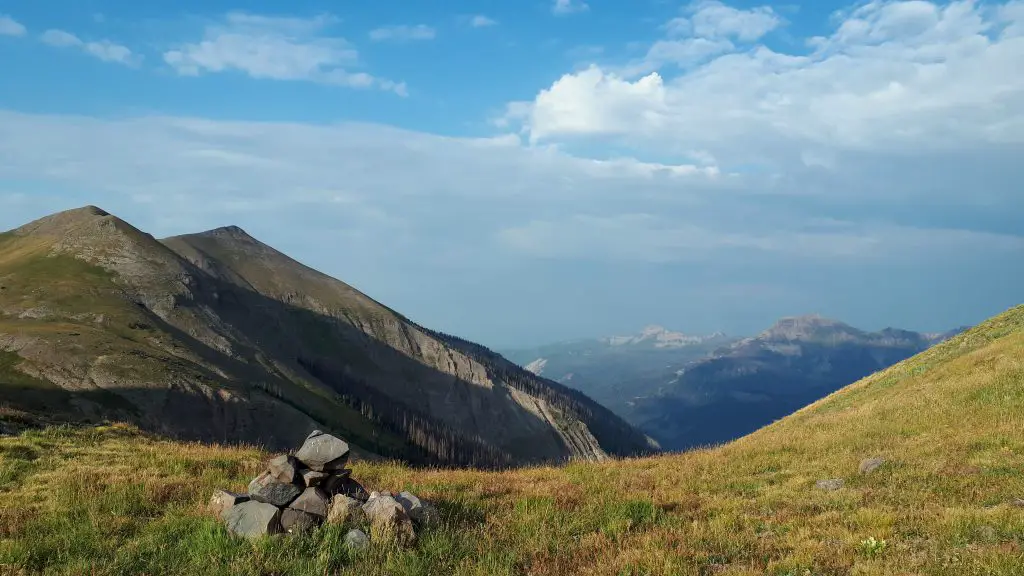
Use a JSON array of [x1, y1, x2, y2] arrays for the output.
[[1, 305, 1022, 575]]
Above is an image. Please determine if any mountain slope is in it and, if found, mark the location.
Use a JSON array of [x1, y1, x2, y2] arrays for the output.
[[626, 315, 967, 451], [0, 207, 655, 466], [2, 305, 1020, 574], [501, 327, 734, 413]]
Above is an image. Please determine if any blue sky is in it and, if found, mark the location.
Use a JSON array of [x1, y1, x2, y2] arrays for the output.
[[1, 0, 1022, 348]]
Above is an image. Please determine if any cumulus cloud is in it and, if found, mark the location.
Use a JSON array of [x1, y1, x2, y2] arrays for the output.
[[369, 24, 436, 41], [39, 29, 139, 65], [553, 0, 590, 16], [0, 14, 26, 36], [507, 0, 1024, 176], [163, 12, 406, 95]]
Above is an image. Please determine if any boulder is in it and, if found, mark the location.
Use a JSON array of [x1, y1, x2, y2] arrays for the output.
[[268, 454, 300, 484], [301, 469, 329, 487], [208, 490, 249, 520], [344, 529, 370, 551], [323, 474, 369, 502], [248, 470, 274, 494], [288, 487, 329, 517], [326, 494, 365, 526], [281, 509, 321, 535], [295, 431, 350, 472], [816, 478, 845, 491], [224, 501, 282, 539], [363, 495, 415, 546], [396, 491, 440, 527], [250, 480, 302, 508], [859, 457, 885, 475]]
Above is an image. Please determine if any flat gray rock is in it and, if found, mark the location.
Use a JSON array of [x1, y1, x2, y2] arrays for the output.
[[208, 490, 249, 520], [816, 478, 845, 491], [288, 487, 329, 517], [224, 501, 282, 539], [859, 457, 885, 475], [301, 469, 329, 487], [344, 529, 370, 550], [250, 480, 302, 507], [281, 509, 321, 534], [295, 432, 350, 472], [396, 491, 440, 527], [268, 454, 300, 484]]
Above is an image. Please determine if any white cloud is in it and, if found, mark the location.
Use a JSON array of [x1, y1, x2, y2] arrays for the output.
[[470, 15, 498, 28], [683, 0, 782, 42], [39, 29, 139, 65], [507, 0, 1024, 170], [553, 0, 590, 16], [369, 24, 436, 41], [0, 14, 26, 37], [163, 12, 406, 95]]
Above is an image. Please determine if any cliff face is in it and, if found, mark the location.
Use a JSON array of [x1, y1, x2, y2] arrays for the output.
[[0, 207, 656, 466]]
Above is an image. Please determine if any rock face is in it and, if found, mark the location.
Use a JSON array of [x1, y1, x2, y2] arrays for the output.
[[224, 501, 282, 539], [214, 431, 432, 547]]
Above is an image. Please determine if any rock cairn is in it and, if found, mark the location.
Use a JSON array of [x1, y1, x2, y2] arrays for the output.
[[208, 430, 438, 548]]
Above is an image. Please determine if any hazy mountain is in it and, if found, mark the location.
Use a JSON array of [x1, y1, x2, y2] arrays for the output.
[[627, 315, 969, 451], [501, 326, 735, 413], [0, 206, 657, 467]]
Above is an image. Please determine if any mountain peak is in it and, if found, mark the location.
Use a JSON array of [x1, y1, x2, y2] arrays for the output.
[[199, 225, 257, 242], [760, 314, 861, 341]]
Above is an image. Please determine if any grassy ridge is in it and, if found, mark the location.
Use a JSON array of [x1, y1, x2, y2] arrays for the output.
[[0, 305, 1022, 575]]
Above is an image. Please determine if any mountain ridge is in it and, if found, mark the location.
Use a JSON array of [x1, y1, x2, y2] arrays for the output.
[[0, 206, 656, 467]]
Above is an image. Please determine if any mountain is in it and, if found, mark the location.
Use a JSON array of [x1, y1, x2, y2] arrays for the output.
[[0, 206, 656, 467], [628, 314, 969, 451], [501, 327, 734, 412], [3, 301, 1020, 574]]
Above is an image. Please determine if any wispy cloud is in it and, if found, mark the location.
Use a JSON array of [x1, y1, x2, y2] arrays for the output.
[[470, 15, 498, 28], [0, 14, 25, 37], [39, 28, 139, 66], [163, 12, 406, 95], [368, 24, 437, 42], [552, 0, 590, 16]]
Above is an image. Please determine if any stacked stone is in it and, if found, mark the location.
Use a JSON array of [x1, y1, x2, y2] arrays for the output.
[[208, 430, 437, 548]]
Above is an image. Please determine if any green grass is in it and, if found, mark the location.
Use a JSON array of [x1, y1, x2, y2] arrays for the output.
[[1, 305, 1022, 575]]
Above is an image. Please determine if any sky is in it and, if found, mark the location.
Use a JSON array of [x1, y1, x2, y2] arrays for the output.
[[0, 0, 1022, 349]]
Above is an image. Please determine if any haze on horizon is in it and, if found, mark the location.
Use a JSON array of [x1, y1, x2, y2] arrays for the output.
[[1, 0, 1022, 349]]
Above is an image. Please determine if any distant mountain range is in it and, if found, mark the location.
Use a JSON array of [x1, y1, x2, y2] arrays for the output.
[[503, 317, 968, 451], [0, 207, 657, 467]]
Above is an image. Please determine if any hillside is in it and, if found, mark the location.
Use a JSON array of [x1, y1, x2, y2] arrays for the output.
[[628, 315, 967, 451], [0, 207, 656, 467], [1, 303, 1019, 574]]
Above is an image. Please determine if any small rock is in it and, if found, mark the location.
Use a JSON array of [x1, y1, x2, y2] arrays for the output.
[[288, 487, 329, 517], [281, 509, 321, 534], [250, 480, 303, 508], [295, 432, 350, 472], [326, 494, 365, 526], [268, 455, 300, 484], [363, 495, 415, 546], [344, 529, 370, 551], [1012, 498, 1024, 507], [323, 474, 369, 501], [396, 491, 440, 527], [224, 501, 282, 539], [301, 469, 329, 487], [208, 490, 249, 520], [816, 478, 845, 491], [859, 457, 886, 475], [248, 470, 274, 494]]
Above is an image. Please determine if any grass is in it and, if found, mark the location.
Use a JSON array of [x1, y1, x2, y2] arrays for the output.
[[1, 305, 1021, 574]]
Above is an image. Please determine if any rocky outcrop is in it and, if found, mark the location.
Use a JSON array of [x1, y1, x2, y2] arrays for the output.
[[215, 431, 438, 547]]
